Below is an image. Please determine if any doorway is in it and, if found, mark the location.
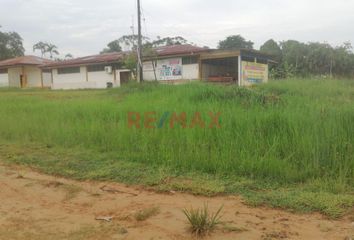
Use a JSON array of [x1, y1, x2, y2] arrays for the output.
[[20, 74, 27, 88], [119, 71, 130, 84]]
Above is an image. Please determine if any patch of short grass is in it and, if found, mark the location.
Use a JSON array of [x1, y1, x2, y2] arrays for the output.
[[244, 188, 354, 218]]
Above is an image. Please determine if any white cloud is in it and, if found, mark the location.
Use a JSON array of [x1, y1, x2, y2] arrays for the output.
[[0, 0, 353, 57]]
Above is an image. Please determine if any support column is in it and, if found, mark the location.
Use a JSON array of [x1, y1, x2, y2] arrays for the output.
[[85, 66, 88, 82], [238, 55, 242, 87], [40, 70, 44, 88]]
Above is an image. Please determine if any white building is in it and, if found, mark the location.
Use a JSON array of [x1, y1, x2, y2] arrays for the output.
[[0, 56, 53, 88], [42, 52, 131, 90]]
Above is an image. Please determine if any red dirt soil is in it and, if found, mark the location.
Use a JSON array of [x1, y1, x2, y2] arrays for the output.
[[0, 164, 353, 240]]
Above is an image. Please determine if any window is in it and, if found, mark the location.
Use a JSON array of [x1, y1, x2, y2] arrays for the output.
[[182, 56, 198, 65], [57, 67, 80, 74], [0, 68, 8, 74], [87, 64, 105, 72]]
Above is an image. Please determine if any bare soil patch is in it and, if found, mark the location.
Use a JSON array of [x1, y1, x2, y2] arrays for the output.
[[0, 164, 353, 240]]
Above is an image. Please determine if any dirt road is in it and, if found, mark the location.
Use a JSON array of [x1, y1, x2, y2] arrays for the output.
[[0, 164, 353, 240]]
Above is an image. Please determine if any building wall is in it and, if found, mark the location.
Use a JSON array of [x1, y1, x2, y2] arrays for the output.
[[143, 61, 156, 81], [0, 73, 8, 87], [42, 72, 52, 88], [52, 66, 87, 90], [24, 66, 42, 87], [8, 67, 22, 87], [143, 57, 199, 81], [182, 64, 199, 80], [87, 71, 115, 89], [52, 66, 128, 90]]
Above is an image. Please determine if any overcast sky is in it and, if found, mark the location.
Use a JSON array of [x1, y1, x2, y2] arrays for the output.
[[0, 0, 353, 58]]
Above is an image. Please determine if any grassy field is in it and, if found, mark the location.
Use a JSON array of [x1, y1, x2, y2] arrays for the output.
[[0, 79, 353, 218]]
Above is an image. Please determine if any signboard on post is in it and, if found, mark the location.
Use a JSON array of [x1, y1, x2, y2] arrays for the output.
[[241, 61, 268, 86]]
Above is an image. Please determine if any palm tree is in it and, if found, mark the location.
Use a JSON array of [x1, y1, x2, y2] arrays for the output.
[[46, 43, 59, 59], [65, 53, 73, 59], [33, 41, 47, 57]]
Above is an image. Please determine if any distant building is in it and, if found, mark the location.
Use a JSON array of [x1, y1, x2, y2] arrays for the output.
[[41, 52, 131, 90], [0, 56, 53, 88], [0, 45, 273, 90], [143, 44, 273, 86]]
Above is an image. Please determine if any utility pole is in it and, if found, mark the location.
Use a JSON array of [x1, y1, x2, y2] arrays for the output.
[[137, 0, 143, 82]]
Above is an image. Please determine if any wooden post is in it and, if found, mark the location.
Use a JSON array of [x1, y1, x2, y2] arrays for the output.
[[113, 67, 117, 84], [238, 55, 242, 87], [152, 60, 157, 81], [51, 69, 54, 85]]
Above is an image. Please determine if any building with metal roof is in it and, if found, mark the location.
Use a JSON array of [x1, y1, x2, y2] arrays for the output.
[[0, 45, 273, 89], [0, 56, 53, 88], [41, 52, 131, 90], [143, 44, 273, 86]]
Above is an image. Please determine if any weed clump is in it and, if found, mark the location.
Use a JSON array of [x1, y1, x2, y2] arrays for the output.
[[183, 204, 223, 236]]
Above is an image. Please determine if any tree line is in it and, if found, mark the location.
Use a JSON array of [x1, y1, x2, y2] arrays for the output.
[[260, 39, 354, 78], [1, 26, 353, 78], [101, 34, 354, 78]]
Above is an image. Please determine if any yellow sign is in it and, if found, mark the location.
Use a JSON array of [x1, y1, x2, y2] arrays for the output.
[[241, 61, 268, 85]]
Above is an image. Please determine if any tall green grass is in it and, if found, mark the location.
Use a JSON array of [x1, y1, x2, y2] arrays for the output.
[[0, 79, 353, 189]]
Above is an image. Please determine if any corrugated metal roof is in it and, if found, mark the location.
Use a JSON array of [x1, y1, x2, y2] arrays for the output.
[[0, 56, 53, 68], [43, 52, 128, 69], [154, 44, 209, 57], [42, 45, 208, 68]]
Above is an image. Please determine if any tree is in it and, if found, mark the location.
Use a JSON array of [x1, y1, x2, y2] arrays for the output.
[[100, 40, 122, 54], [218, 35, 254, 50], [151, 36, 188, 47], [46, 43, 59, 59], [332, 42, 354, 76], [33, 41, 48, 57], [260, 39, 282, 62], [122, 53, 138, 79], [33, 42, 59, 59], [280, 40, 309, 75], [0, 27, 25, 60], [118, 35, 150, 51], [65, 53, 73, 59]]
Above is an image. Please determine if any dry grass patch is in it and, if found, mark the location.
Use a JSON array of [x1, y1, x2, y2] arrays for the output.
[[134, 206, 160, 221]]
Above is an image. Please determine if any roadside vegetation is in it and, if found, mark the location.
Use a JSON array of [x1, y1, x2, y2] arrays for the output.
[[0, 79, 353, 218]]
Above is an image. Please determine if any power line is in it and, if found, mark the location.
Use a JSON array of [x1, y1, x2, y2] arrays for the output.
[[137, 0, 143, 82]]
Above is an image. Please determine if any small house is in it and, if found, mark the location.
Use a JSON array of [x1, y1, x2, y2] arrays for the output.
[[0, 56, 53, 88]]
